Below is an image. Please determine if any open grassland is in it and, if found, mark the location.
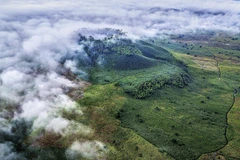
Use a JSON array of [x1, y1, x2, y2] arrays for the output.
[[77, 36, 240, 160], [198, 47, 240, 160], [78, 84, 172, 160]]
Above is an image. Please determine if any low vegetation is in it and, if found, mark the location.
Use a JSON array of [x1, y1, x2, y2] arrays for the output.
[[76, 32, 240, 159]]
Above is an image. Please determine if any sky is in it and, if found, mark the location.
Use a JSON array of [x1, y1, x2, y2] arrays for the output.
[[0, 0, 240, 159]]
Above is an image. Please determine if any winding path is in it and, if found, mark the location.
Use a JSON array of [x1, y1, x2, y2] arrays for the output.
[[214, 56, 221, 79], [204, 47, 239, 159], [205, 48, 221, 79]]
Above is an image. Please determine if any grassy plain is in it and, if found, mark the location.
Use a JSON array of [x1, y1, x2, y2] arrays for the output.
[[77, 34, 240, 159]]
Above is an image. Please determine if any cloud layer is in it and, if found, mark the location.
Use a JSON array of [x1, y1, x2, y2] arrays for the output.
[[1, 0, 240, 38], [0, 0, 240, 159]]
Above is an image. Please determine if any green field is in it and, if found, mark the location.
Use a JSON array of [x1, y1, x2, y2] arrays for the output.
[[76, 33, 240, 160]]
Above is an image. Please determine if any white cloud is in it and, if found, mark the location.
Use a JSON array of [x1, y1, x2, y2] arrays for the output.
[[21, 99, 48, 119], [1, 0, 240, 38], [46, 117, 69, 134], [1, 70, 26, 86], [64, 60, 78, 73], [66, 141, 107, 160]]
